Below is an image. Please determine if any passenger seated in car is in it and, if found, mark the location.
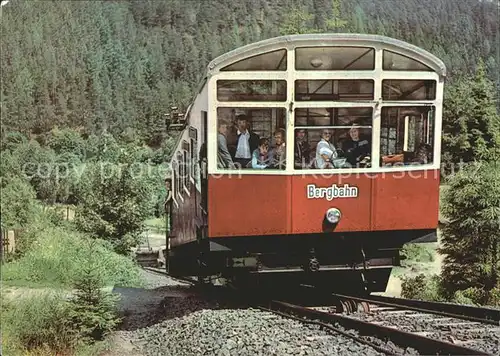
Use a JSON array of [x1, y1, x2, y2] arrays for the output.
[[315, 129, 338, 169], [294, 129, 311, 169], [269, 128, 286, 169], [250, 138, 271, 169], [411, 143, 432, 164], [342, 125, 371, 167]]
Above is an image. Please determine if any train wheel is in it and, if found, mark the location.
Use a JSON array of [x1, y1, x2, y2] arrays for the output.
[[347, 300, 357, 314], [339, 300, 346, 313], [359, 301, 370, 313], [339, 300, 351, 314]]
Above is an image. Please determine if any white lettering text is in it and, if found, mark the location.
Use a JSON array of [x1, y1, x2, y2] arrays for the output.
[[306, 184, 359, 201]]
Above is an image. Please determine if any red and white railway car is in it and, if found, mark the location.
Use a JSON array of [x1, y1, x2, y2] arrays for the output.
[[165, 34, 446, 293]]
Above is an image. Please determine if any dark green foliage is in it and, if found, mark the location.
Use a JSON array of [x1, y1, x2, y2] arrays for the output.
[[401, 274, 445, 302], [74, 142, 158, 253], [439, 161, 500, 304], [442, 61, 500, 168], [1, 235, 132, 354], [47, 127, 86, 160], [0, 131, 28, 152], [0, 176, 39, 229], [2, 224, 144, 288], [68, 240, 121, 342], [1, 0, 498, 138], [279, 4, 316, 35], [401, 274, 500, 306], [400, 243, 435, 264], [2, 291, 78, 353], [1, 129, 165, 256]]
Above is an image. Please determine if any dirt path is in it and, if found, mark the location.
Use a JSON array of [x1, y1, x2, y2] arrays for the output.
[[103, 270, 194, 355], [102, 332, 143, 356]]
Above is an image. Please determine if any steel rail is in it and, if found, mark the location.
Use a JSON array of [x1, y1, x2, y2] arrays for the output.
[[332, 293, 500, 326], [258, 302, 398, 356], [267, 300, 493, 356]]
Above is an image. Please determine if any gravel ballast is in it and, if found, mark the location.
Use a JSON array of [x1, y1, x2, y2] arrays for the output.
[[133, 308, 385, 356], [111, 269, 386, 355]]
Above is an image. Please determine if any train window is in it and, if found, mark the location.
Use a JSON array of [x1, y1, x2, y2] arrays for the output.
[[295, 47, 375, 70], [294, 107, 373, 169], [182, 140, 190, 190], [220, 49, 287, 71], [184, 150, 190, 190], [191, 138, 197, 180], [172, 160, 179, 198], [176, 152, 183, 196], [382, 80, 436, 101], [171, 164, 176, 198], [189, 126, 199, 188], [295, 80, 374, 101], [216, 107, 287, 170], [217, 80, 287, 102], [383, 50, 433, 71], [380, 106, 435, 167]]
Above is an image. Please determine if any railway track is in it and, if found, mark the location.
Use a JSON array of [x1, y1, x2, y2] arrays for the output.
[[138, 269, 498, 355], [260, 299, 495, 355], [325, 293, 500, 355], [331, 293, 500, 325]]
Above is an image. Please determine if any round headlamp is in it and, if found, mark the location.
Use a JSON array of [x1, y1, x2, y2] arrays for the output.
[[325, 208, 341, 224]]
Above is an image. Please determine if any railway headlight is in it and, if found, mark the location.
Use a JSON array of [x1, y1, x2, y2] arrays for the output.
[[325, 208, 341, 224]]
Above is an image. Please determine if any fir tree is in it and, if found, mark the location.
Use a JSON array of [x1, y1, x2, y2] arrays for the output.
[[442, 60, 500, 169], [439, 161, 500, 304], [68, 239, 121, 342]]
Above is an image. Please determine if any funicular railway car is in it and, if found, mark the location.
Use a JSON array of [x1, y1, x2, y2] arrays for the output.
[[164, 34, 445, 294]]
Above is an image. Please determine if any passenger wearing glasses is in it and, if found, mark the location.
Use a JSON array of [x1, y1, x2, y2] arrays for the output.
[[315, 129, 338, 169]]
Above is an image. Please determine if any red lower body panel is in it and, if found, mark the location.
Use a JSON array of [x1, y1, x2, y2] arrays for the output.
[[208, 170, 440, 238]]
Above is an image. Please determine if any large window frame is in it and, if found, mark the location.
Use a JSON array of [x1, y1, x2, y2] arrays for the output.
[[207, 44, 443, 175]]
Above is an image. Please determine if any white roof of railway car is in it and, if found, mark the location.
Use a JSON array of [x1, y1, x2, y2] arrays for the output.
[[206, 33, 447, 77]]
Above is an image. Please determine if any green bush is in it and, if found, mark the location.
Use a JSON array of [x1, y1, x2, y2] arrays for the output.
[[400, 274, 445, 301], [2, 273, 122, 355], [488, 285, 500, 307], [453, 287, 488, 305], [2, 225, 144, 288], [400, 273, 500, 307], [400, 243, 435, 264], [2, 291, 78, 354]]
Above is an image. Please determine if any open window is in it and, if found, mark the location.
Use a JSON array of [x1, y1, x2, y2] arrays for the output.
[[216, 107, 287, 170], [294, 107, 373, 169], [380, 106, 435, 167]]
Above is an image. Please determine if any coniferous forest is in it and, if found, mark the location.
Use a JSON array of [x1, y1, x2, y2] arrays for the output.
[[1, 0, 499, 140], [0, 2, 499, 353]]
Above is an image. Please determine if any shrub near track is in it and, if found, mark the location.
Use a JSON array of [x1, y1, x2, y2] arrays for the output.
[[1, 225, 144, 355], [2, 225, 144, 288]]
